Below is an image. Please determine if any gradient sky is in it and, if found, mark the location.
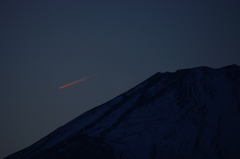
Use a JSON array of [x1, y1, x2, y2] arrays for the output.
[[1, 0, 240, 158]]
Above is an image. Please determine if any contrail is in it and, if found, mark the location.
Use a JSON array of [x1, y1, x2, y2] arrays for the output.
[[58, 73, 98, 89]]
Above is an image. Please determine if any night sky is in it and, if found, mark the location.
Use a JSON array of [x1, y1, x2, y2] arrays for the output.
[[1, 0, 240, 158]]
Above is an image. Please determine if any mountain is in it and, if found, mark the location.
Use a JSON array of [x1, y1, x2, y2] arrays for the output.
[[5, 65, 240, 159]]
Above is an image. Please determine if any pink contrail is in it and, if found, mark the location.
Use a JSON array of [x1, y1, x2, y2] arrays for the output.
[[58, 73, 98, 89]]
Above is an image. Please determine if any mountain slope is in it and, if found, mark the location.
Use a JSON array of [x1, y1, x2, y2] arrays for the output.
[[5, 64, 240, 159]]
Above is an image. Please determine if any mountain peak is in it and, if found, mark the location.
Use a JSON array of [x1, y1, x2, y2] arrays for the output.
[[5, 65, 240, 159]]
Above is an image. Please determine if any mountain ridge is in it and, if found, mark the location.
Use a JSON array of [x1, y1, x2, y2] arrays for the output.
[[5, 64, 240, 159]]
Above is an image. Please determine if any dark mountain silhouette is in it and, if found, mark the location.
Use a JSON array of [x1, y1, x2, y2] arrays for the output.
[[5, 65, 240, 159]]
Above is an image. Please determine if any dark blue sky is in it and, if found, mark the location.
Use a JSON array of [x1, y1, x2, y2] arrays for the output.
[[1, 0, 240, 158]]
